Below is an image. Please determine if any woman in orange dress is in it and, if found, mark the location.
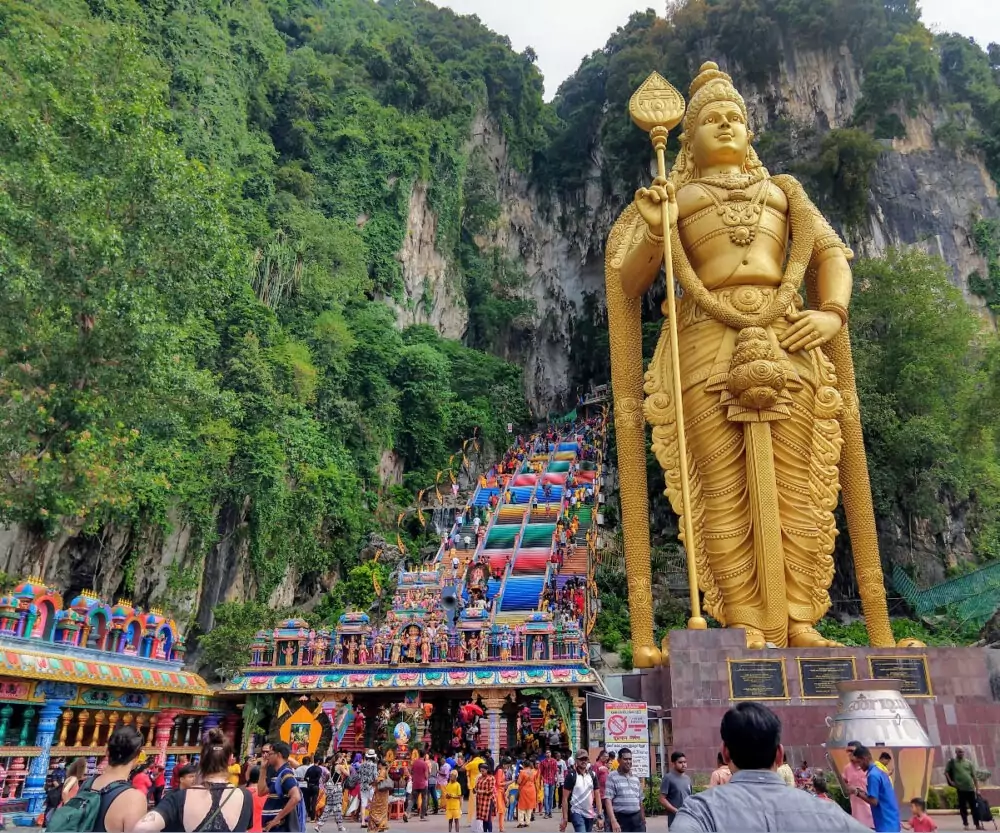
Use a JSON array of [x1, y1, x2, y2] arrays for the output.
[[494, 761, 507, 832], [516, 759, 537, 828]]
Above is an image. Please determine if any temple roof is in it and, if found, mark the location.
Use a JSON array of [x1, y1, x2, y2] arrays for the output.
[[0, 643, 211, 694], [225, 661, 598, 693]]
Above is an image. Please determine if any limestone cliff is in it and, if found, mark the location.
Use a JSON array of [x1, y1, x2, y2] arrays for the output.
[[1, 27, 996, 631]]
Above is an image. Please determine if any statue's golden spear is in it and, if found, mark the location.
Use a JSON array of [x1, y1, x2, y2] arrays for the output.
[[628, 73, 708, 631]]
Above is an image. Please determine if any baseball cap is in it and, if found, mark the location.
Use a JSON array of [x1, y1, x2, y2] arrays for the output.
[[575, 749, 589, 760]]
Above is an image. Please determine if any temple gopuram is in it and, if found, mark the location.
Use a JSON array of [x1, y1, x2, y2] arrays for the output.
[[0, 578, 227, 814], [225, 406, 608, 758]]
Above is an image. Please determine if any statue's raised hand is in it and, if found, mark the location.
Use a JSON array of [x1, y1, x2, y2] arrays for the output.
[[635, 176, 677, 234], [779, 309, 843, 353]]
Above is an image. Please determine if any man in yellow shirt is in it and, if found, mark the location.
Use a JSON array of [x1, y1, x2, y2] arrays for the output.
[[227, 754, 242, 787], [465, 753, 485, 825], [444, 771, 463, 833]]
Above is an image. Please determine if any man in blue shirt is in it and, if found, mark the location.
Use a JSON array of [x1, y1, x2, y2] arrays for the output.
[[853, 745, 901, 833]]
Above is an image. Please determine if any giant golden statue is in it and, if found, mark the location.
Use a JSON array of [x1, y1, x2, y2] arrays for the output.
[[608, 63, 900, 667]]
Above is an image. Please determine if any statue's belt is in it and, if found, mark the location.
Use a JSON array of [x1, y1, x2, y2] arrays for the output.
[[672, 285, 803, 331]]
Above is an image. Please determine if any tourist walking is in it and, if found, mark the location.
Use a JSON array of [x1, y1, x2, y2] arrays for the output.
[[516, 758, 538, 828], [603, 748, 645, 833], [258, 741, 304, 833], [842, 741, 874, 829], [560, 750, 600, 833], [946, 747, 981, 831], [48, 726, 148, 833], [475, 763, 497, 833], [358, 750, 378, 826], [659, 752, 691, 827], [367, 761, 391, 833], [540, 751, 558, 818], [411, 750, 430, 819], [315, 769, 346, 833], [669, 702, 870, 832], [853, 744, 901, 833], [708, 754, 731, 788], [134, 728, 253, 832]]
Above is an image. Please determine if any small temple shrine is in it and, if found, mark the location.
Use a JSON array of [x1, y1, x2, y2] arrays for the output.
[[0, 578, 229, 815]]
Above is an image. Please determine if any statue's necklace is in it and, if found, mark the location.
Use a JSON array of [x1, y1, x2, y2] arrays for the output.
[[694, 177, 769, 247]]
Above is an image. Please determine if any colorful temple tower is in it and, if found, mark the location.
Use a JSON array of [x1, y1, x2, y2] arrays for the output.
[[0, 577, 225, 815]]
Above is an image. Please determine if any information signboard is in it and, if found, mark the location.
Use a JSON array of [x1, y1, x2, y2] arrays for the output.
[[604, 701, 650, 777]]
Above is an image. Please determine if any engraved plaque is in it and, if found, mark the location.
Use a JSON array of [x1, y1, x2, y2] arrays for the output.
[[798, 657, 857, 698], [728, 659, 788, 700], [868, 656, 932, 697]]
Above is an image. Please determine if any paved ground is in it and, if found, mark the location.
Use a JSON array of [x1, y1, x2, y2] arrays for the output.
[[320, 809, 977, 832]]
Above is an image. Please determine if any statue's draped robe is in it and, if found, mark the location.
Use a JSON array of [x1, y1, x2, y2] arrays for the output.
[[609, 182, 849, 647]]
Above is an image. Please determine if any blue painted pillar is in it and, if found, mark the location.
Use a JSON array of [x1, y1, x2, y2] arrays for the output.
[[24, 697, 66, 813], [201, 713, 222, 743]]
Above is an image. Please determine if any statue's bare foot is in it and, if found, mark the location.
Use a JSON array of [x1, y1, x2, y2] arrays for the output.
[[738, 626, 766, 649], [633, 644, 663, 668], [788, 625, 840, 648]]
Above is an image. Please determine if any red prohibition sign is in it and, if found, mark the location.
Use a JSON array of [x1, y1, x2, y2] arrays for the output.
[[607, 714, 628, 736]]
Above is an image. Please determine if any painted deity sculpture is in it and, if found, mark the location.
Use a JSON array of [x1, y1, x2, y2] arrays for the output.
[[607, 63, 900, 665]]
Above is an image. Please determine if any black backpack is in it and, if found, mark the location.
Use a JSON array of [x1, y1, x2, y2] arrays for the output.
[[46, 777, 131, 833]]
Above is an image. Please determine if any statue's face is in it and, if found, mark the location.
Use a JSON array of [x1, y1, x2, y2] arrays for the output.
[[690, 100, 749, 169]]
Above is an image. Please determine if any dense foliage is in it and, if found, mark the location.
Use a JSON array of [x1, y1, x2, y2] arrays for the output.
[[3, 0, 1000, 641], [541, 0, 1000, 213], [0, 0, 536, 608]]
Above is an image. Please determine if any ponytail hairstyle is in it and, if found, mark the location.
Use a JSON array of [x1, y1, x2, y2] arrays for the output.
[[199, 727, 233, 779]]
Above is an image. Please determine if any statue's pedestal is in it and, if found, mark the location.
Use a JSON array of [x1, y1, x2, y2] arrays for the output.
[[653, 628, 1000, 786]]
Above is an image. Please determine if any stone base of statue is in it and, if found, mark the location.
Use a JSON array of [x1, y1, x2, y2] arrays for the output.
[[646, 628, 1000, 790]]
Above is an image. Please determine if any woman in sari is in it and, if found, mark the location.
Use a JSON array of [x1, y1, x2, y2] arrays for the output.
[[367, 763, 391, 833], [516, 759, 537, 828]]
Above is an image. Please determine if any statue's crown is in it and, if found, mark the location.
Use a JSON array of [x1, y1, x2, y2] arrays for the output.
[[684, 61, 748, 137]]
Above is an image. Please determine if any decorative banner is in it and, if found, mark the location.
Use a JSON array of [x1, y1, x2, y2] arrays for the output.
[[277, 698, 291, 718], [604, 701, 649, 777]]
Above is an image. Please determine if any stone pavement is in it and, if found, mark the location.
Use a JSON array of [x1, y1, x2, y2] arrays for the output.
[[331, 809, 975, 832]]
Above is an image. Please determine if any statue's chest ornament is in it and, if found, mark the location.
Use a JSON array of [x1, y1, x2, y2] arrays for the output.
[[696, 181, 769, 247]]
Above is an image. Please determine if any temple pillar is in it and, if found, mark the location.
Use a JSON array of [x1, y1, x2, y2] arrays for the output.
[[479, 690, 513, 759], [106, 711, 120, 740], [73, 709, 90, 746], [187, 716, 202, 746], [90, 711, 106, 748], [222, 713, 240, 749], [24, 696, 66, 813], [155, 710, 180, 766], [58, 709, 73, 747], [18, 706, 36, 746], [0, 705, 12, 745], [569, 689, 584, 752], [172, 715, 187, 746], [201, 713, 222, 743]]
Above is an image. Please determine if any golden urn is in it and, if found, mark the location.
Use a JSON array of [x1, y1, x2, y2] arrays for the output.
[[826, 680, 935, 819]]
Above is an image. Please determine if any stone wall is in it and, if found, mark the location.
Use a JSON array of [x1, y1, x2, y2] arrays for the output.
[[665, 629, 1000, 784]]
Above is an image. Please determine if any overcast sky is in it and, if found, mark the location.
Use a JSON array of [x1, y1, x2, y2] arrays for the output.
[[437, 0, 1000, 99]]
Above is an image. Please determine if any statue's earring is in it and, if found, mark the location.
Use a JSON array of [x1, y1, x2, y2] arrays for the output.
[[748, 130, 755, 142]]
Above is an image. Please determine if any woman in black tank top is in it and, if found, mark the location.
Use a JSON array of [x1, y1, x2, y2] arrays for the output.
[[134, 728, 252, 833]]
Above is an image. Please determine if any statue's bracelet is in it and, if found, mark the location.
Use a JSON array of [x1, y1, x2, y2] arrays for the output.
[[819, 300, 849, 326], [643, 227, 664, 248]]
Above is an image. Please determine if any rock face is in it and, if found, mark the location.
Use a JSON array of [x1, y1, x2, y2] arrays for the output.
[[1, 43, 996, 627], [390, 182, 468, 340]]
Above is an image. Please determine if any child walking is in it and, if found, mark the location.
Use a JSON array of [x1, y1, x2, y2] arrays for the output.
[[444, 770, 463, 833]]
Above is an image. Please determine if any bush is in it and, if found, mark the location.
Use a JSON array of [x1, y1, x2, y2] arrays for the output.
[[618, 643, 634, 670]]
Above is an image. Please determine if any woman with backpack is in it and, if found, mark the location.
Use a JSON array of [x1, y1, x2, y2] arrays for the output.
[[48, 725, 148, 833], [133, 728, 253, 832]]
